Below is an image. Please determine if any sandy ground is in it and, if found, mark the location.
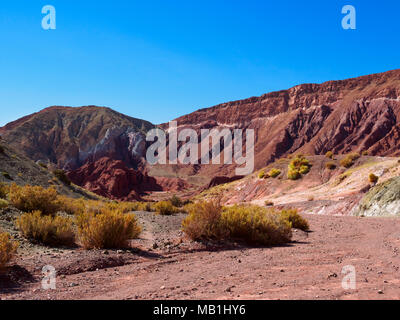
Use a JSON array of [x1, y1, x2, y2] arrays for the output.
[[2, 212, 400, 300]]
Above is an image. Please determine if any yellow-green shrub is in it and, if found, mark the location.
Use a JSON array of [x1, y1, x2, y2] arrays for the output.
[[182, 202, 294, 246], [369, 173, 379, 184], [258, 170, 267, 179], [362, 151, 369, 156], [0, 232, 18, 269], [340, 156, 354, 168], [16, 211, 75, 247], [326, 162, 336, 170], [288, 156, 311, 180], [0, 199, 9, 209], [154, 201, 178, 215], [221, 206, 292, 245], [169, 195, 183, 207], [325, 151, 333, 159], [76, 210, 142, 249], [9, 184, 60, 215], [287, 169, 301, 180], [57, 196, 86, 215], [182, 201, 227, 241], [280, 209, 309, 231], [0, 182, 9, 199], [268, 168, 281, 178]]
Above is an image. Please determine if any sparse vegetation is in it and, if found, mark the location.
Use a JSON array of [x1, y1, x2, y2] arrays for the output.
[[280, 209, 310, 231], [264, 201, 274, 207], [268, 168, 281, 178], [0, 232, 18, 269], [340, 156, 354, 168], [369, 173, 379, 184], [182, 201, 300, 246], [325, 151, 333, 159], [76, 210, 142, 249], [326, 162, 337, 170], [16, 211, 75, 247], [154, 201, 179, 215], [258, 170, 267, 179], [287, 156, 312, 180], [362, 151, 369, 156], [0, 199, 9, 209], [9, 184, 61, 215], [222, 205, 292, 245], [169, 195, 183, 207], [0, 182, 8, 199], [53, 169, 71, 186]]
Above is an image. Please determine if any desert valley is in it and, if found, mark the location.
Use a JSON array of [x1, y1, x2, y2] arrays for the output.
[[2, 69, 400, 300]]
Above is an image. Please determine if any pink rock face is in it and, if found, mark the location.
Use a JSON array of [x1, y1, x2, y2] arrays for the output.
[[67, 157, 190, 201], [67, 157, 158, 201]]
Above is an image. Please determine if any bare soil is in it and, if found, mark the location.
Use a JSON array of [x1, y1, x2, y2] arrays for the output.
[[2, 212, 400, 300]]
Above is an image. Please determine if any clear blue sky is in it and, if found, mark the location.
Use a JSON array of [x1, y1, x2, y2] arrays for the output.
[[1, 0, 399, 126]]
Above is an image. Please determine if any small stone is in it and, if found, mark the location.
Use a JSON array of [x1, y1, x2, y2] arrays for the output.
[[378, 290, 384, 294], [160, 286, 166, 290]]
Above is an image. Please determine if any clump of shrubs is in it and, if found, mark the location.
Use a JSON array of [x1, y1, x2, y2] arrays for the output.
[[0, 232, 18, 269], [326, 162, 337, 170], [287, 155, 312, 180], [182, 201, 306, 246], [76, 210, 142, 249], [0, 182, 9, 199], [16, 211, 75, 247], [325, 151, 333, 159], [0, 199, 9, 209], [169, 195, 183, 207], [258, 170, 267, 179], [369, 173, 379, 184], [53, 169, 71, 186], [154, 201, 179, 215], [280, 209, 310, 231], [268, 168, 281, 178], [340, 152, 361, 168], [9, 184, 61, 215]]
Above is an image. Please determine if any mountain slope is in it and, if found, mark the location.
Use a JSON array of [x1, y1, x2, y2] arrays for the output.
[[0, 106, 154, 170]]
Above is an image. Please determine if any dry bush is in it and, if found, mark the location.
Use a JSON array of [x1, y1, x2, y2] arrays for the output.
[[182, 202, 293, 246], [325, 151, 333, 159], [0, 232, 18, 269], [326, 162, 336, 170], [221, 206, 292, 246], [340, 156, 354, 168], [0, 199, 9, 209], [16, 211, 75, 247], [9, 184, 61, 215], [362, 151, 369, 156], [169, 195, 183, 207], [369, 173, 379, 184], [0, 182, 9, 199], [258, 170, 267, 179], [154, 201, 178, 215], [280, 209, 309, 231], [57, 196, 86, 215], [348, 152, 361, 161], [182, 201, 227, 241], [76, 210, 142, 249], [268, 168, 281, 178], [287, 169, 301, 180], [288, 156, 311, 180]]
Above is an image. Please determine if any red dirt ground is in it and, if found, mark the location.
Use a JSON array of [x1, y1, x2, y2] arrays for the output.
[[2, 213, 400, 300]]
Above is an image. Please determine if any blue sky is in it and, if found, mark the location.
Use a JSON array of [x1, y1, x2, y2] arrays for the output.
[[0, 0, 399, 126]]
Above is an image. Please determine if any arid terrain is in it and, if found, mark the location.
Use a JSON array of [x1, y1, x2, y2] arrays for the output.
[[2, 69, 400, 301], [2, 212, 400, 300]]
